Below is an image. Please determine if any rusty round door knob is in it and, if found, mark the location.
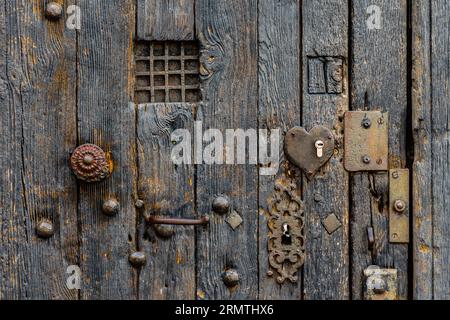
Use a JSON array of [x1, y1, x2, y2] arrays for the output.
[[70, 144, 111, 183]]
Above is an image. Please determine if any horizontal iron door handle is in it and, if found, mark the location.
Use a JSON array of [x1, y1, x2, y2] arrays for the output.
[[146, 215, 210, 226]]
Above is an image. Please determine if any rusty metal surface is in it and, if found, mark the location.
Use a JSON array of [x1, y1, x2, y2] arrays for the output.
[[389, 169, 409, 243], [344, 111, 388, 172], [364, 265, 398, 300], [267, 178, 305, 284], [284, 126, 335, 179], [69, 144, 111, 183], [147, 215, 210, 226]]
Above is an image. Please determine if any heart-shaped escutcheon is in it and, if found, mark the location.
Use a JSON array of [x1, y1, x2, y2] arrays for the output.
[[284, 126, 335, 179]]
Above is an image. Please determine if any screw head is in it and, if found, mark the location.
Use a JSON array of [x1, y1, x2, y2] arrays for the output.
[[102, 199, 120, 216], [153, 224, 175, 238], [362, 155, 371, 164], [36, 220, 54, 238], [45, 2, 63, 19], [129, 252, 147, 268], [362, 118, 372, 129], [212, 196, 230, 215], [222, 269, 240, 287], [392, 171, 399, 179], [394, 199, 407, 213]]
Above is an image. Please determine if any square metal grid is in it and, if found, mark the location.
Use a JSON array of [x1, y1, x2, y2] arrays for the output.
[[135, 41, 200, 104]]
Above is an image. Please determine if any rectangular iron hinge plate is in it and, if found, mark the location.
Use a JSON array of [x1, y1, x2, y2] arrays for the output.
[[344, 111, 389, 172], [364, 265, 397, 300], [389, 169, 409, 243]]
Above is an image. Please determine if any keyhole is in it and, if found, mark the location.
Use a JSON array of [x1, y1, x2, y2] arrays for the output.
[[281, 223, 292, 245], [315, 140, 324, 158]]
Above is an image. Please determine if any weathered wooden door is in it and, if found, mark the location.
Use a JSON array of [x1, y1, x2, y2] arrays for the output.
[[0, 0, 448, 300]]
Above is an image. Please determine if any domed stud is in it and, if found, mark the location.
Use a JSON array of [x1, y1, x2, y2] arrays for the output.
[[69, 144, 111, 183], [45, 2, 63, 20], [36, 219, 54, 239], [212, 196, 230, 215], [102, 199, 120, 216], [222, 269, 240, 287], [153, 224, 175, 238], [129, 252, 147, 268]]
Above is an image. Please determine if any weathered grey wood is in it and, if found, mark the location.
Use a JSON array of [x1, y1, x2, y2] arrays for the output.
[[137, 103, 196, 299], [258, 0, 302, 299], [195, 0, 259, 299], [350, 1, 408, 299], [137, 0, 195, 41], [411, 0, 450, 300], [302, 0, 349, 300], [411, 0, 432, 300], [76, 0, 138, 299], [0, 0, 78, 299]]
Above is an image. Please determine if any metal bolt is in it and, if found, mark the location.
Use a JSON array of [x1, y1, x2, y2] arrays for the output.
[[36, 220, 54, 238], [392, 171, 399, 179], [362, 118, 372, 129], [45, 2, 63, 19], [83, 154, 94, 165], [372, 277, 387, 294], [102, 199, 120, 216], [212, 196, 230, 215], [222, 269, 240, 287], [394, 199, 406, 213], [267, 270, 274, 277], [129, 252, 147, 268], [153, 224, 175, 238], [362, 155, 371, 164], [135, 199, 145, 209]]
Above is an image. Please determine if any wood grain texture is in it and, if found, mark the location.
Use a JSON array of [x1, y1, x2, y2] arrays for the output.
[[137, 0, 195, 41], [412, 0, 450, 300], [76, 0, 138, 299], [137, 103, 196, 299], [0, 0, 78, 299], [302, 0, 349, 300], [350, 0, 408, 299], [195, 0, 259, 299], [258, 0, 302, 299]]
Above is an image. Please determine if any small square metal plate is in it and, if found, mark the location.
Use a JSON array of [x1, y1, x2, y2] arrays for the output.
[[226, 211, 243, 230], [344, 111, 388, 172], [322, 213, 342, 234]]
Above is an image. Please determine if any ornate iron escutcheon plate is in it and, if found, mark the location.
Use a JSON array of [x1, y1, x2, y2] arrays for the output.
[[267, 177, 305, 284], [70, 144, 111, 183], [284, 126, 335, 179], [344, 111, 389, 171]]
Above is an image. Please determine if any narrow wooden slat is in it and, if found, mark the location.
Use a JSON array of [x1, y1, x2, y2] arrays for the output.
[[195, 0, 259, 299], [137, 0, 195, 41], [137, 103, 196, 299], [302, 0, 349, 300], [258, 0, 302, 299], [350, 1, 408, 299], [77, 0, 137, 299], [0, 0, 78, 299]]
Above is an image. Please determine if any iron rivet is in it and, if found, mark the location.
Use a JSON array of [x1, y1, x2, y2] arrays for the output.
[[392, 171, 399, 179], [153, 224, 175, 238], [394, 199, 406, 213], [83, 154, 94, 165], [102, 199, 120, 216], [222, 269, 240, 287], [36, 220, 54, 238], [267, 270, 273, 277], [372, 277, 387, 294], [212, 196, 230, 215], [135, 199, 145, 209], [45, 2, 63, 19], [362, 155, 371, 164], [129, 252, 146, 268], [362, 118, 371, 129]]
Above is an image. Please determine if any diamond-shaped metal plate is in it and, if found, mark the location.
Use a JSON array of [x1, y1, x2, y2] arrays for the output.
[[226, 211, 243, 230], [322, 213, 342, 234], [344, 111, 388, 172]]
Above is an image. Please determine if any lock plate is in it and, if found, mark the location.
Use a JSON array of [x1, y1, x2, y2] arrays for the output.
[[364, 265, 397, 300], [344, 111, 388, 172], [284, 126, 335, 179], [389, 169, 409, 243]]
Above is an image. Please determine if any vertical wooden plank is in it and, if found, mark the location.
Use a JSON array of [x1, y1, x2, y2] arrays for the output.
[[137, 103, 196, 299], [77, 0, 137, 299], [429, 0, 450, 300], [137, 0, 195, 41], [195, 0, 259, 299], [411, 0, 432, 300], [258, 0, 302, 299], [302, 0, 349, 300], [350, 1, 408, 299], [0, 0, 78, 299]]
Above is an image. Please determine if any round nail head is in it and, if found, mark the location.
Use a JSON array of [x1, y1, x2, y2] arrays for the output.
[[362, 155, 371, 164], [212, 196, 230, 214], [394, 199, 406, 213], [102, 199, 120, 216], [45, 2, 63, 19], [37, 220, 54, 238], [129, 252, 147, 268], [153, 224, 175, 238], [222, 269, 240, 287]]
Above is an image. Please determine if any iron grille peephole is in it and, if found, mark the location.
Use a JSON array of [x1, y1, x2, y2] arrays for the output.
[[134, 41, 200, 104]]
